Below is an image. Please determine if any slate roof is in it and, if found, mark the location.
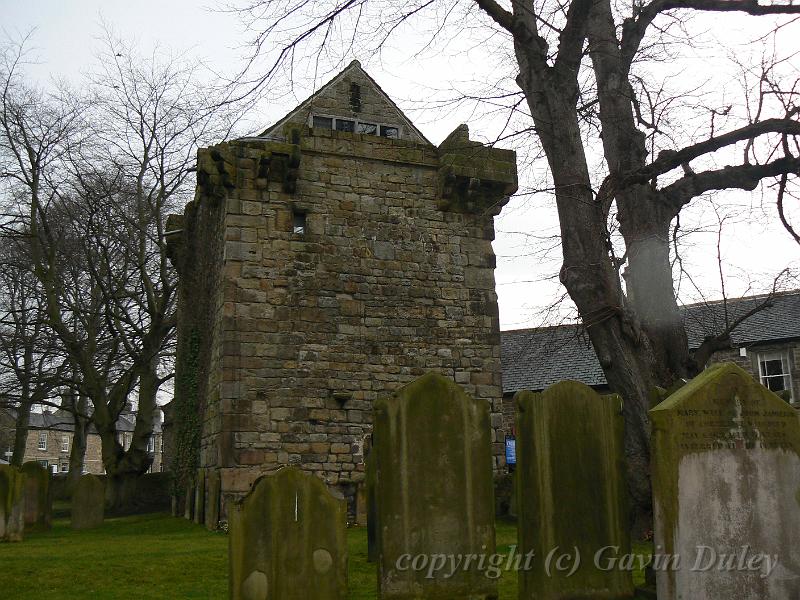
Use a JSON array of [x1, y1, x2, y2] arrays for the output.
[[6, 408, 161, 434], [501, 290, 800, 393]]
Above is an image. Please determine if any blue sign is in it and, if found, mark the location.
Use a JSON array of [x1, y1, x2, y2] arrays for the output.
[[505, 436, 516, 465]]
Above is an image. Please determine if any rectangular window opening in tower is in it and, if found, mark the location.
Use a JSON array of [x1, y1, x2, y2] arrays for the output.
[[293, 211, 307, 236]]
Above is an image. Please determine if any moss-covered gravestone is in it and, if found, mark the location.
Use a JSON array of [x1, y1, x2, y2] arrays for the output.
[[515, 381, 634, 600], [373, 372, 496, 599], [651, 363, 800, 600], [0, 465, 26, 542], [71, 474, 105, 530], [229, 467, 347, 600], [21, 461, 52, 531]]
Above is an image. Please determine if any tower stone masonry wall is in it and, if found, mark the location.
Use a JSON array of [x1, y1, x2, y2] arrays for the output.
[[168, 62, 518, 517]]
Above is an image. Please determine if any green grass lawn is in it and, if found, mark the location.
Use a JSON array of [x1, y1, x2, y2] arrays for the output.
[[0, 514, 651, 599]]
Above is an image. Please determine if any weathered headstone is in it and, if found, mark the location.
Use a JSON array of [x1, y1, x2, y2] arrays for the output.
[[194, 468, 205, 525], [229, 467, 347, 600], [71, 474, 105, 530], [21, 461, 52, 531], [515, 381, 634, 600], [205, 469, 220, 531], [373, 372, 496, 599], [0, 465, 25, 542], [651, 362, 800, 600]]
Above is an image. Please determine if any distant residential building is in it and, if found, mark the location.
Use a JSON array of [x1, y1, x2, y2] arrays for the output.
[[0, 407, 164, 475], [500, 290, 800, 430]]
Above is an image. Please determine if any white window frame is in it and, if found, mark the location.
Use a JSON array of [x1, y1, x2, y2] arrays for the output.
[[61, 435, 69, 453], [38, 431, 47, 451], [147, 436, 155, 453], [757, 350, 794, 402], [309, 113, 402, 139], [60, 463, 69, 473]]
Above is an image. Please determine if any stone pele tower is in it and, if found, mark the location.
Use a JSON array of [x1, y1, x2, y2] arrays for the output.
[[166, 61, 517, 524]]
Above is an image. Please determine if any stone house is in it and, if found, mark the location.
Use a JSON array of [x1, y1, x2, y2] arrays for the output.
[[0, 407, 164, 475], [500, 290, 800, 432], [166, 60, 517, 523]]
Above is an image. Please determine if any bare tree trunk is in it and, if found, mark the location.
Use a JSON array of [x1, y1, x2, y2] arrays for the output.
[[99, 357, 162, 512], [66, 394, 88, 492], [11, 398, 31, 467]]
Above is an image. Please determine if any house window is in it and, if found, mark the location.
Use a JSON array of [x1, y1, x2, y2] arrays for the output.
[[147, 436, 155, 453], [380, 125, 399, 139], [62, 435, 69, 453], [38, 460, 48, 469], [292, 211, 307, 235], [758, 351, 793, 401], [124, 432, 131, 450], [60, 463, 68, 473], [38, 432, 47, 451]]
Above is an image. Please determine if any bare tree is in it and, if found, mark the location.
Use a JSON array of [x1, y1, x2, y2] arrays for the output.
[[0, 32, 240, 507], [225, 0, 800, 531], [0, 237, 67, 465]]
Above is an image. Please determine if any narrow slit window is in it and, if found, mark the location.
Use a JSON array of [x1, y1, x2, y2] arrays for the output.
[[293, 211, 307, 235]]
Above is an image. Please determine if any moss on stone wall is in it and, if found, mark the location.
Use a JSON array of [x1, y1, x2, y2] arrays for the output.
[[172, 327, 202, 497]]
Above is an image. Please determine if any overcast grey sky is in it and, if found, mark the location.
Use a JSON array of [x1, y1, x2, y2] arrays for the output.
[[4, 0, 798, 329]]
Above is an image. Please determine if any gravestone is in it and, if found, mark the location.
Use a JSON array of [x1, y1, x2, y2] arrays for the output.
[[194, 468, 205, 525], [205, 469, 220, 531], [515, 381, 634, 600], [651, 362, 800, 600], [229, 467, 347, 600], [21, 461, 52, 531], [373, 372, 496, 599], [71, 474, 105, 530], [0, 465, 26, 542]]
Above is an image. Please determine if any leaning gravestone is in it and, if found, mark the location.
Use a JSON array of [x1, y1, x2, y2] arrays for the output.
[[373, 372, 496, 599], [651, 362, 800, 600], [21, 461, 52, 531], [229, 466, 347, 600], [515, 381, 634, 600], [71, 474, 105, 530], [0, 465, 26, 542]]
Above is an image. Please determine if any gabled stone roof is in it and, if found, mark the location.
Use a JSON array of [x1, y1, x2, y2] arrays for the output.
[[258, 60, 432, 145], [501, 290, 800, 393]]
